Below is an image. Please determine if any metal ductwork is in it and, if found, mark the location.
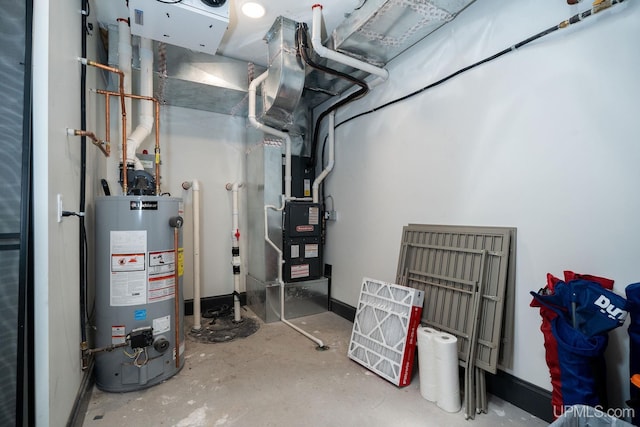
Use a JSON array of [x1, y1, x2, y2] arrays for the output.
[[296, 0, 477, 111], [301, 0, 476, 109], [332, 0, 477, 67], [104, 0, 475, 118], [260, 16, 306, 131], [106, 24, 265, 117]]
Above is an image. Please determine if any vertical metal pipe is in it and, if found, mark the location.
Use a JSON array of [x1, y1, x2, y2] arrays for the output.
[[154, 101, 160, 195], [105, 93, 110, 149], [173, 226, 180, 368]]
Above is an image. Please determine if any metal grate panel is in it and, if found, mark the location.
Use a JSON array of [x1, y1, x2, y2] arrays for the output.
[[396, 224, 513, 374], [348, 278, 424, 386]]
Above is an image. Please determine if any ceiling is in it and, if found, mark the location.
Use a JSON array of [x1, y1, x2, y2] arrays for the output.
[[93, 0, 364, 67]]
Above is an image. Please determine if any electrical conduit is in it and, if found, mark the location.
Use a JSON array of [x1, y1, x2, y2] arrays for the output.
[[226, 183, 243, 323], [182, 181, 202, 330], [311, 4, 388, 87]]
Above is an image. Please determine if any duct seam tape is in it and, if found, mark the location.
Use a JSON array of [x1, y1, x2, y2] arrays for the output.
[[417, 327, 439, 402], [434, 332, 461, 413]]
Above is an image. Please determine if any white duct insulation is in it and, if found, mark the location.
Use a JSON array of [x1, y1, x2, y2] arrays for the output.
[[226, 182, 243, 323], [312, 111, 335, 203], [118, 19, 132, 168], [182, 180, 202, 330], [127, 37, 154, 170], [311, 4, 389, 87], [264, 201, 326, 349], [248, 70, 292, 200]]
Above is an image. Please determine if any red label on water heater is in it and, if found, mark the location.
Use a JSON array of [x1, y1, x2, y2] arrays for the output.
[[296, 225, 314, 233]]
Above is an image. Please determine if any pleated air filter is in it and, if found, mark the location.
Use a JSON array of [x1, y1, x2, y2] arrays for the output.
[[348, 278, 425, 386]]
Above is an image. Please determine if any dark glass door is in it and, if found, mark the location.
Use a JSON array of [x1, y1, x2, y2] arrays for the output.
[[0, 1, 33, 425]]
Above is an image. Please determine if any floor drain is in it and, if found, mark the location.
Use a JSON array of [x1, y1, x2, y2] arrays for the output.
[[187, 314, 260, 343]]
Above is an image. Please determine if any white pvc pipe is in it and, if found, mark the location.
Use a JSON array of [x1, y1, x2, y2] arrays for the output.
[[312, 111, 335, 203], [226, 182, 242, 323], [127, 37, 153, 170], [248, 71, 292, 199], [264, 202, 325, 349], [182, 180, 201, 330], [311, 4, 389, 86]]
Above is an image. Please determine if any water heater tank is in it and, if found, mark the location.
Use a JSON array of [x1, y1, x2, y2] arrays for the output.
[[94, 195, 184, 392]]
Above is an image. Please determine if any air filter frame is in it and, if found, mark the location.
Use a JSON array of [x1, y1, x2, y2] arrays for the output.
[[348, 277, 424, 386]]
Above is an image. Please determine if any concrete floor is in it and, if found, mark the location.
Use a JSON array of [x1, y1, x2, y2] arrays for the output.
[[83, 310, 548, 427]]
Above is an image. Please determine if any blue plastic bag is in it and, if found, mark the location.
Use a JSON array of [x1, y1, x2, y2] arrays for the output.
[[530, 279, 627, 337]]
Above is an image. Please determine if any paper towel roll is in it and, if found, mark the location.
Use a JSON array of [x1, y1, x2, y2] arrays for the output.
[[417, 327, 439, 402], [434, 332, 461, 413]]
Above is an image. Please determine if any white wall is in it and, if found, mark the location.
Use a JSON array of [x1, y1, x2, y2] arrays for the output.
[[33, 0, 101, 425], [322, 0, 640, 408]]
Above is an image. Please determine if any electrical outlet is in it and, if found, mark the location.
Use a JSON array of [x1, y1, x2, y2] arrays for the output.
[[326, 210, 337, 221], [57, 194, 63, 223]]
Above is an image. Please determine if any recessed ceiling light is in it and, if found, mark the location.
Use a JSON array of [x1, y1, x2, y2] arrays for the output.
[[241, 2, 266, 19]]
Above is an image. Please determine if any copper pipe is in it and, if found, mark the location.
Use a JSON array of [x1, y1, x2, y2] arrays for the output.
[[105, 93, 110, 149], [85, 60, 128, 194], [72, 129, 110, 157], [96, 89, 156, 102], [96, 89, 162, 195], [173, 227, 180, 369], [155, 101, 161, 195]]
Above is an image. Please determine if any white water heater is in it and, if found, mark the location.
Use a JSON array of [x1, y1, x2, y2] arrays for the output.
[[94, 195, 184, 392]]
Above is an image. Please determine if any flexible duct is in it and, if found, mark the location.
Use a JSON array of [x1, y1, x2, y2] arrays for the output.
[[226, 182, 242, 323], [182, 180, 201, 330], [127, 37, 154, 170]]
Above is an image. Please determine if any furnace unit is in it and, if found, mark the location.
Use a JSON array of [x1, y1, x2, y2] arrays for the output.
[[283, 201, 323, 283]]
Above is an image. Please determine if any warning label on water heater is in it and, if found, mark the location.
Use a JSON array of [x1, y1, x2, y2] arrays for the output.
[[110, 231, 147, 306], [148, 249, 176, 303]]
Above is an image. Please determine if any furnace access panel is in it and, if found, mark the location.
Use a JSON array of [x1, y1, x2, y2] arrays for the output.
[[283, 202, 322, 282]]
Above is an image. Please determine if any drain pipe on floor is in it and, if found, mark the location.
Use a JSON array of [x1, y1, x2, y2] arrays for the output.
[[226, 182, 243, 323], [182, 180, 202, 330], [264, 201, 327, 350]]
